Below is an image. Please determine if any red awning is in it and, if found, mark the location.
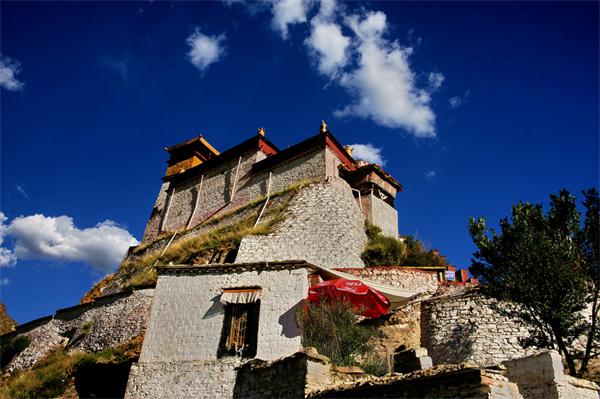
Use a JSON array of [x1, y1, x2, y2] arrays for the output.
[[307, 278, 390, 318]]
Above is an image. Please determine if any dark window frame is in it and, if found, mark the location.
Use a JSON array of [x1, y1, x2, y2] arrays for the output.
[[217, 300, 260, 358]]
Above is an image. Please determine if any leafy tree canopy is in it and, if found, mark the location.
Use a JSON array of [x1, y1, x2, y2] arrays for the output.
[[469, 188, 599, 376]]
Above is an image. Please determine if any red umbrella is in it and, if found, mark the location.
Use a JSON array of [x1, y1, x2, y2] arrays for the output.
[[307, 278, 390, 318]]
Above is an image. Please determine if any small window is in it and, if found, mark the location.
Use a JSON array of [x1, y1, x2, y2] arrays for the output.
[[218, 288, 261, 358]]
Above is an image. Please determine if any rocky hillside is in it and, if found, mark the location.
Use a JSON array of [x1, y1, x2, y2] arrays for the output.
[[0, 303, 16, 335]]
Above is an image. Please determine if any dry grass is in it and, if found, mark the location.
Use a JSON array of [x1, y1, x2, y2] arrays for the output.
[[0, 338, 143, 399], [121, 192, 293, 291]]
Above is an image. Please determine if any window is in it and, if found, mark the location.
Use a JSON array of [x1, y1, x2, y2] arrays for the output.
[[218, 287, 261, 358]]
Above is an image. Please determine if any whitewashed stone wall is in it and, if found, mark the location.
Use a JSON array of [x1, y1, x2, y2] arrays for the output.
[[127, 266, 309, 398], [422, 290, 537, 367], [235, 178, 367, 269], [142, 146, 332, 243], [4, 289, 154, 374], [140, 268, 307, 362], [360, 194, 399, 238], [126, 359, 240, 399]]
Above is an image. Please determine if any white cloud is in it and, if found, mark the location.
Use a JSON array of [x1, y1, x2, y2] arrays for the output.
[[271, 0, 311, 38], [186, 29, 227, 72], [101, 56, 130, 80], [0, 213, 17, 267], [0, 54, 24, 92], [449, 89, 470, 109], [334, 12, 437, 137], [228, 2, 443, 136], [0, 212, 138, 272], [306, 21, 350, 77], [428, 72, 444, 91], [349, 143, 386, 166], [424, 170, 436, 180], [16, 185, 28, 199], [0, 278, 9, 286]]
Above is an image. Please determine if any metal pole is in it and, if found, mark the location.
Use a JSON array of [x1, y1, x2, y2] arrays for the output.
[[254, 172, 273, 228], [230, 156, 242, 202], [186, 174, 204, 230]]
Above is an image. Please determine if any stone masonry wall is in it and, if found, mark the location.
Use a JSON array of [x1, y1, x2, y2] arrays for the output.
[[334, 267, 439, 294], [142, 146, 332, 243], [312, 367, 523, 399], [126, 359, 241, 399], [361, 194, 399, 238], [232, 354, 308, 398], [3, 289, 154, 373], [128, 267, 309, 398], [139, 268, 308, 363], [235, 177, 368, 269], [503, 350, 600, 399], [421, 290, 536, 367]]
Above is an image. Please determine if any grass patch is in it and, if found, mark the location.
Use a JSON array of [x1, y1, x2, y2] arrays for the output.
[[121, 187, 297, 291], [131, 179, 314, 255], [360, 353, 388, 376], [0, 338, 143, 399]]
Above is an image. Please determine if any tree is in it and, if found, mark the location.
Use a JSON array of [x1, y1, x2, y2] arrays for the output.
[[468, 188, 599, 376]]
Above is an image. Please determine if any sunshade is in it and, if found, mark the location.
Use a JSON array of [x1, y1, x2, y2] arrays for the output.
[[307, 278, 390, 318]]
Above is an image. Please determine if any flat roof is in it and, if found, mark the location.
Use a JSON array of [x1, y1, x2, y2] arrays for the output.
[[156, 260, 318, 275]]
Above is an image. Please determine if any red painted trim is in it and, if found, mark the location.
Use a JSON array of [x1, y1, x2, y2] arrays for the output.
[[258, 137, 279, 156], [324, 135, 357, 171]]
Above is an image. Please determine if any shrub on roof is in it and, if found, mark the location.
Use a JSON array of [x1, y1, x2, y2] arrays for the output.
[[361, 222, 447, 267]]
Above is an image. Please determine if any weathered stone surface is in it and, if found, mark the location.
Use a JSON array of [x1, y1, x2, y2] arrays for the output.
[[503, 350, 600, 399], [310, 364, 523, 398], [126, 359, 241, 399], [127, 265, 311, 398], [360, 193, 399, 238], [0, 303, 16, 335], [235, 177, 367, 269], [422, 289, 537, 367], [143, 146, 334, 243], [4, 289, 154, 374]]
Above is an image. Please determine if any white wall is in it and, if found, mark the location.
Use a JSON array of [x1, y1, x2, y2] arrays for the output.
[[139, 267, 308, 363]]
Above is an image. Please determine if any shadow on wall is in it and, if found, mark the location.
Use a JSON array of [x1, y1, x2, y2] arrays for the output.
[[232, 354, 308, 398], [203, 295, 224, 319], [278, 300, 303, 339], [420, 302, 477, 365], [75, 360, 133, 398]]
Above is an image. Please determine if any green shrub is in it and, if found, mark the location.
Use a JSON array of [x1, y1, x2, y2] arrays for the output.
[[297, 299, 376, 366], [361, 235, 406, 266], [361, 222, 447, 267]]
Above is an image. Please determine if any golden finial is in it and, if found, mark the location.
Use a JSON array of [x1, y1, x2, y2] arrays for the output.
[[258, 127, 266, 136], [344, 145, 353, 157], [320, 120, 328, 133]]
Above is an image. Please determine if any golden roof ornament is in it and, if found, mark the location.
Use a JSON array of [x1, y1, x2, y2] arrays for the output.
[[257, 127, 266, 136], [320, 120, 328, 133], [344, 145, 353, 157]]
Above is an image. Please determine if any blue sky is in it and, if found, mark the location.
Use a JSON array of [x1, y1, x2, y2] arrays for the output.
[[1, 1, 598, 323]]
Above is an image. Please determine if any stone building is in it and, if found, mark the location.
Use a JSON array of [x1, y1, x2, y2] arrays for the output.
[[3, 123, 599, 398], [142, 123, 402, 248], [125, 261, 315, 398]]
